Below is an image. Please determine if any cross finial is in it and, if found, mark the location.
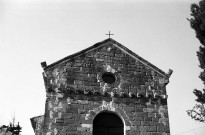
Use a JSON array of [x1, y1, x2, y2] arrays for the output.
[[105, 31, 114, 38]]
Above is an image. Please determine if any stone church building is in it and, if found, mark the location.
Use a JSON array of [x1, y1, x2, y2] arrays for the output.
[[31, 38, 172, 135]]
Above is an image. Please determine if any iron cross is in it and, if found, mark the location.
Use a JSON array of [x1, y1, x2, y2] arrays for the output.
[[105, 31, 114, 38]]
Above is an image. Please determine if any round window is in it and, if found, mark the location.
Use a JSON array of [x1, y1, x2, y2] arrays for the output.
[[102, 72, 116, 84]]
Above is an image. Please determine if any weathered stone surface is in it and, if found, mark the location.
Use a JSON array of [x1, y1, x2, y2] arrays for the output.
[[31, 38, 172, 135]]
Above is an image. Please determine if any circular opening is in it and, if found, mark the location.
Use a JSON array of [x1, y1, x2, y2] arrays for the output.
[[102, 72, 116, 84]]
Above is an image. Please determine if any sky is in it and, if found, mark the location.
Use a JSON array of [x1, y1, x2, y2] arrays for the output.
[[0, 0, 205, 134]]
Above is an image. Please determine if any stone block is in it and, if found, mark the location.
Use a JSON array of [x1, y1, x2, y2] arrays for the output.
[[64, 118, 75, 124], [144, 116, 152, 121], [157, 125, 165, 132], [66, 108, 78, 113], [143, 108, 154, 112], [135, 117, 144, 121], [63, 113, 74, 119], [140, 132, 151, 135], [135, 107, 143, 112], [145, 126, 157, 132], [151, 133, 164, 135], [77, 127, 87, 131], [136, 112, 148, 117], [65, 131, 78, 135], [148, 113, 156, 118], [78, 109, 87, 114], [124, 106, 135, 112], [141, 121, 150, 126], [55, 118, 64, 124]]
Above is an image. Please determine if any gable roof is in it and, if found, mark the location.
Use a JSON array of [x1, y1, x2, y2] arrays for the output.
[[44, 38, 171, 78]]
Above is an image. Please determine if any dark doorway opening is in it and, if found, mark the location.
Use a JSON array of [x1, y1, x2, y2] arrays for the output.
[[93, 112, 124, 135]]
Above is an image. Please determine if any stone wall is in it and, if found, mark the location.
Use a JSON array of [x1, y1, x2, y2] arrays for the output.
[[42, 97, 170, 135], [35, 40, 171, 135]]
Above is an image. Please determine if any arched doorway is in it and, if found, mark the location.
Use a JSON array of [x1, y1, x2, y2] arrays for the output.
[[93, 112, 124, 135]]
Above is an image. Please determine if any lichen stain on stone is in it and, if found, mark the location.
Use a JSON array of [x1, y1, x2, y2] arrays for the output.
[[58, 102, 62, 108], [159, 118, 169, 126], [101, 100, 116, 111], [48, 102, 53, 109], [49, 111, 53, 119], [54, 97, 59, 105], [158, 106, 168, 126], [117, 79, 124, 91], [67, 97, 72, 104], [85, 113, 90, 120], [48, 123, 52, 130], [58, 112, 62, 118], [158, 106, 166, 117], [118, 80, 130, 93], [50, 67, 68, 90], [101, 83, 110, 93], [104, 64, 116, 73], [54, 128, 58, 135], [46, 132, 51, 135], [159, 78, 169, 85]]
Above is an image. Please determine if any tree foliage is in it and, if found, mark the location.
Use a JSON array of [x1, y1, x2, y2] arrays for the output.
[[0, 122, 22, 135], [187, 0, 205, 122], [0, 114, 22, 135]]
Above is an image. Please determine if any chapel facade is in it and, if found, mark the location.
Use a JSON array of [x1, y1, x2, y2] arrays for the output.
[[31, 38, 172, 135]]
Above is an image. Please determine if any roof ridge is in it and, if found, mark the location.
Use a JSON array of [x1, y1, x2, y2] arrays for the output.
[[43, 38, 171, 78], [109, 39, 171, 78], [44, 38, 112, 70]]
